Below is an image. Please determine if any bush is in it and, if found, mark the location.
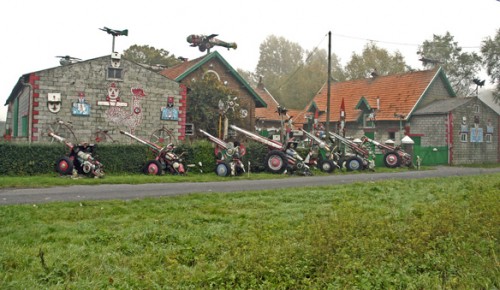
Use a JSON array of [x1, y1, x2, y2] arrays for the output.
[[0, 139, 298, 176]]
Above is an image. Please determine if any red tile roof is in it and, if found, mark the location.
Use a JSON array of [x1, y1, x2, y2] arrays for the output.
[[254, 85, 281, 120], [298, 68, 452, 123]]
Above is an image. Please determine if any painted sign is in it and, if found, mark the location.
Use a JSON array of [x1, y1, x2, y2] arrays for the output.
[[71, 92, 90, 116]]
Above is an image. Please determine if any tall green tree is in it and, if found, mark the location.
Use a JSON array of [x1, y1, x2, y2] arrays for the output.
[[344, 42, 407, 80], [255, 35, 304, 106], [418, 32, 482, 97], [480, 28, 500, 102], [255, 35, 344, 109], [281, 48, 344, 109], [122, 45, 181, 69]]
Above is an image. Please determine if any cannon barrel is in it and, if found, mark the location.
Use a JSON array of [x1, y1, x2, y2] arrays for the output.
[[301, 129, 332, 151], [48, 131, 66, 143], [229, 125, 282, 150], [199, 129, 230, 150], [329, 132, 370, 157], [363, 136, 412, 160], [119, 130, 161, 152]]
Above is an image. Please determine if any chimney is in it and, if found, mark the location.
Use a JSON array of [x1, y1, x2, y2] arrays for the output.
[[257, 76, 265, 89]]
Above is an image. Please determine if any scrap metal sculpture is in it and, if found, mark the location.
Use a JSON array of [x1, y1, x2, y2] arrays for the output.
[[362, 136, 413, 168], [199, 129, 245, 177], [187, 34, 237, 53], [301, 129, 340, 173], [329, 132, 373, 171], [120, 130, 186, 175], [229, 125, 311, 175], [49, 132, 104, 178]]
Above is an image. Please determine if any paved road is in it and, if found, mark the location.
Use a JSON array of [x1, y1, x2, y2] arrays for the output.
[[1, 166, 499, 205]]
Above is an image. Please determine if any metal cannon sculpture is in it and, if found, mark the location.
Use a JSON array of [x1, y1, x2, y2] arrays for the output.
[[229, 125, 311, 175], [49, 132, 104, 178], [301, 129, 340, 173], [362, 136, 413, 168], [120, 130, 186, 175], [199, 129, 245, 177], [328, 132, 374, 171]]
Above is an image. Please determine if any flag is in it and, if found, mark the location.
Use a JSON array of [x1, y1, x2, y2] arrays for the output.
[[339, 97, 346, 136]]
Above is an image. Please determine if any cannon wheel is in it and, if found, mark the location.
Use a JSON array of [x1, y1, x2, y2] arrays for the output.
[[346, 156, 363, 171], [265, 150, 287, 174], [55, 156, 74, 175], [215, 163, 230, 177], [319, 160, 335, 173], [144, 160, 162, 175], [384, 151, 401, 168]]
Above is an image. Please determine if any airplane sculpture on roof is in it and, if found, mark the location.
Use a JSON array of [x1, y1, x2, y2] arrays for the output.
[[187, 34, 237, 53]]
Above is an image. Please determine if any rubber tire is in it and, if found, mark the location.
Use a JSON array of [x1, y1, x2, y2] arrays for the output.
[[55, 156, 74, 175], [265, 150, 287, 174], [346, 156, 363, 171], [215, 163, 230, 177], [319, 160, 335, 173], [144, 160, 162, 175], [384, 151, 402, 168]]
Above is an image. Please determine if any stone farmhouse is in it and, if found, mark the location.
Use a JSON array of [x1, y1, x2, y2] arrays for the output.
[[295, 67, 499, 165], [3, 54, 186, 144]]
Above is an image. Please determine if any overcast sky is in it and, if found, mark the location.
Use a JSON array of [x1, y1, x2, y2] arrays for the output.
[[1, 0, 499, 121]]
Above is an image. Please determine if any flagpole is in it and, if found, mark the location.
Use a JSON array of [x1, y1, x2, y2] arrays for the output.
[[326, 31, 332, 133]]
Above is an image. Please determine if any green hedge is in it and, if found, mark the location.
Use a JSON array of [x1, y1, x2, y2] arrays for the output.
[[0, 140, 290, 176]]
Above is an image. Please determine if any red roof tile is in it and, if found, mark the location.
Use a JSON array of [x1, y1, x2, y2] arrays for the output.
[[254, 85, 281, 120], [299, 68, 449, 123]]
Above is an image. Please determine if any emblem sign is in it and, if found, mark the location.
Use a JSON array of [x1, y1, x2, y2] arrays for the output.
[[47, 93, 62, 113]]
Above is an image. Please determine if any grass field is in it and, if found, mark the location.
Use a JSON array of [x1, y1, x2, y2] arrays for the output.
[[0, 172, 499, 289]]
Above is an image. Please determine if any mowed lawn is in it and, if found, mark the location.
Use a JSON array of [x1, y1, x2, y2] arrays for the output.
[[0, 173, 499, 289]]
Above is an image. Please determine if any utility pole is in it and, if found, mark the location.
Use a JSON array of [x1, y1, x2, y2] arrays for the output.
[[326, 31, 332, 133]]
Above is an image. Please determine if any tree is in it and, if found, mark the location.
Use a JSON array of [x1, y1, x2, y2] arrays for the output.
[[236, 68, 259, 88], [418, 32, 482, 97], [344, 42, 407, 80], [122, 45, 181, 69], [255, 35, 304, 105], [255, 35, 345, 109], [481, 28, 500, 102], [280, 48, 345, 109], [186, 73, 240, 136]]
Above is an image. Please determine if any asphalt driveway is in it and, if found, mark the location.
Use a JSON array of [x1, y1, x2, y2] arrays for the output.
[[1, 166, 499, 205]]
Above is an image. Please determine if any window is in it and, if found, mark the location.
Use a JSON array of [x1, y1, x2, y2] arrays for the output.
[[185, 123, 194, 135], [473, 104, 480, 113], [107, 67, 123, 80], [485, 134, 492, 143], [388, 132, 396, 140], [460, 132, 468, 142]]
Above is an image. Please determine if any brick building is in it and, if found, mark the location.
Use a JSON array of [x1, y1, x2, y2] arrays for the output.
[[3, 54, 186, 144], [160, 51, 266, 135], [412, 97, 499, 164], [295, 67, 499, 165]]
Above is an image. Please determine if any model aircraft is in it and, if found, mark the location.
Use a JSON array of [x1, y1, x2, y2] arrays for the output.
[[186, 34, 237, 53], [99, 27, 128, 37], [56, 55, 82, 66]]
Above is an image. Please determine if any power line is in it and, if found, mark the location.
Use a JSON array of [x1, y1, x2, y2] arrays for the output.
[[331, 33, 481, 49]]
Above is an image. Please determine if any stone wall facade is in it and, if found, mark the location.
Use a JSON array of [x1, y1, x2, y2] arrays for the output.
[[449, 98, 498, 164], [6, 55, 185, 144], [410, 98, 499, 164]]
